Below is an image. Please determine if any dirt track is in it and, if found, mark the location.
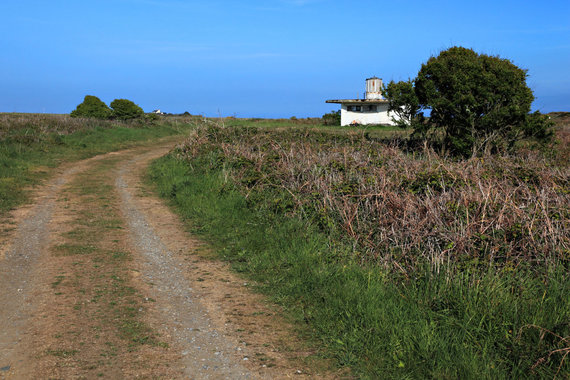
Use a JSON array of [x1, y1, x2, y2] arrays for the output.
[[0, 139, 334, 379]]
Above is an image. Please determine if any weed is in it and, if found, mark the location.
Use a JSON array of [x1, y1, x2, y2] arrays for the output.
[[45, 349, 78, 358], [51, 275, 65, 288], [54, 243, 97, 256]]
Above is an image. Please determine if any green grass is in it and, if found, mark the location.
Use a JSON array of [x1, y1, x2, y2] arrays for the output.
[[0, 116, 191, 217], [148, 125, 569, 379]]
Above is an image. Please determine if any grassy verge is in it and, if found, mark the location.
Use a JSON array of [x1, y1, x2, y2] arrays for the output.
[[148, 122, 569, 379], [0, 113, 193, 218]]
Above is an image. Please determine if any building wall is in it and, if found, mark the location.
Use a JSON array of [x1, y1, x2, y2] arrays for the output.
[[340, 103, 396, 126]]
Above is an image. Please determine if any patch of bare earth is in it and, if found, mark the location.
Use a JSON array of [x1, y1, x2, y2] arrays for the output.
[[1, 140, 344, 379]]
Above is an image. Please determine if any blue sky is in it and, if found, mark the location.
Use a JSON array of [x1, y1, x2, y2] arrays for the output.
[[1, 0, 568, 117]]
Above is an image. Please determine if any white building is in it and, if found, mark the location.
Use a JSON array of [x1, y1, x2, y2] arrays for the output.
[[326, 77, 398, 126]]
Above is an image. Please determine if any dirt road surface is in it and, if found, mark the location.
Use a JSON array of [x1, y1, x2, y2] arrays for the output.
[[0, 139, 336, 379]]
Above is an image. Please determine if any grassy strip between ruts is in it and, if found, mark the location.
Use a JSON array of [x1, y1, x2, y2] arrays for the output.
[[148, 123, 569, 379], [0, 113, 194, 218], [43, 155, 173, 378]]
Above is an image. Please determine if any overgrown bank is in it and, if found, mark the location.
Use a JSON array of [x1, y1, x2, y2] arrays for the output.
[[0, 113, 193, 217], [149, 123, 569, 378]]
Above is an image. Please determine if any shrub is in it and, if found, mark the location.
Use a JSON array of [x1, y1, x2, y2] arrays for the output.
[[70, 95, 111, 119], [322, 110, 341, 126], [110, 99, 144, 120], [145, 113, 160, 122], [384, 46, 553, 156]]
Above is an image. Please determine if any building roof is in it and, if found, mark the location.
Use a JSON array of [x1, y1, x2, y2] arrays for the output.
[[326, 99, 389, 104]]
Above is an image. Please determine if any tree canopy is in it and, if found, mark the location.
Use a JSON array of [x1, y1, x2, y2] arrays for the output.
[[384, 47, 552, 156]]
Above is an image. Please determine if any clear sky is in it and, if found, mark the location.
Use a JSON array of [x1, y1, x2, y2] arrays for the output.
[[1, 0, 568, 117]]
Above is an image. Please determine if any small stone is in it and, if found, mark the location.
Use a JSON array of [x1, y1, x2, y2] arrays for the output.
[[243, 357, 249, 361], [296, 370, 302, 374]]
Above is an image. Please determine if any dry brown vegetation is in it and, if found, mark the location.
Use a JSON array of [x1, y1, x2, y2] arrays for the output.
[[180, 123, 569, 276]]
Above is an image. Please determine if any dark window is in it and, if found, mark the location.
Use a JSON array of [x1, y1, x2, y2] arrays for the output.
[[367, 105, 377, 112], [347, 105, 361, 112]]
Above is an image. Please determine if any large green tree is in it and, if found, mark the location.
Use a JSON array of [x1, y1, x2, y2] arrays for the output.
[[384, 47, 552, 156], [110, 99, 144, 120], [70, 95, 111, 119]]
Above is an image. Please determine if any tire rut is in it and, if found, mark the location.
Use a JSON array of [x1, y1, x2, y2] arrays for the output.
[[0, 163, 88, 378], [117, 153, 252, 379]]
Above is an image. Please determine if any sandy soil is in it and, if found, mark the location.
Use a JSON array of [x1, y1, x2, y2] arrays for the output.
[[0, 139, 339, 379]]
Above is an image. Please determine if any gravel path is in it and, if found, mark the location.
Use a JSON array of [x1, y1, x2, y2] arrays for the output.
[[116, 154, 253, 379]]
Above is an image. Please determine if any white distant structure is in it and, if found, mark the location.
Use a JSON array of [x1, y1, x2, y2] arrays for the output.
[[326, 77, 398, 126]]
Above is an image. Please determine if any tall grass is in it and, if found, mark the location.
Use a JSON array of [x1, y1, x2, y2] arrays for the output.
[[180, 124, 568, 274], [149, 121, 569, 378]]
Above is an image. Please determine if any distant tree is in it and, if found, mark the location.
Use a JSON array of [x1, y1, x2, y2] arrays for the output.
[[322, 110, 341, 126], [384, 46, 553, 156], [70, 95, 111, 119], [110, 99, 144, 120]]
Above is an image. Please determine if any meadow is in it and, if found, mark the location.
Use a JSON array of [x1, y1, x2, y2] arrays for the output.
[[0, 113, 194, 217], [149, 116, 569, 378]]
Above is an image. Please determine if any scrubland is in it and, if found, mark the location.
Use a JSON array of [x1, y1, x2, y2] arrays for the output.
[[150, 116, 569, 378]]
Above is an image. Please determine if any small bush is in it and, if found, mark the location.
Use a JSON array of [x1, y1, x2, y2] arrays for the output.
[[322, 110, 341, 126], [110, 99, 144, 120], [145, 113, 160, 122]]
